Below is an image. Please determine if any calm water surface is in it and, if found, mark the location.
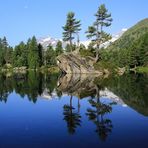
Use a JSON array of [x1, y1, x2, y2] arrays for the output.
[[0, 72, 148, 148]]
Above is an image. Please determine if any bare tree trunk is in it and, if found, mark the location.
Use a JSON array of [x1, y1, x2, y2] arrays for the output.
[[95, 23, 100, 62], [76, 32, 80, 53], [70, 33, 73, 52]]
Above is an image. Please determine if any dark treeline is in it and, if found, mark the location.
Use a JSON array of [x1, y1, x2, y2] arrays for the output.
[[0, 72, 60, 103], [0, 36, 64, 69], [94, 73, 148, 116]]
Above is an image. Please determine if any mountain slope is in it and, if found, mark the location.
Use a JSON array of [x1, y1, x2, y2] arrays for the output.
[[108, 18, 148, 50]]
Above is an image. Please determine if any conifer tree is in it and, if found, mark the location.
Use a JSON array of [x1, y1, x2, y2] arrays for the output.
[[45, 44, 56, 66], [38, 43, 43, 67], [55, 41, 63, 56], [62, 12, 81, 52], [28, 36, 39, 69], [86, 4, 112, 62]]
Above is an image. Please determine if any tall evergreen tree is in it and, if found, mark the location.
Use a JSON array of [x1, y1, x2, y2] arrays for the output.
[[38, 43, 43, 67], [86, 4, 112, 62], [62, 12, 81, 52], [28, 36, 39, 69], [0, 37, 13, 66], [13, 42, 28, 67], [0, 38, 5, 66], [2, 37, 8, 65], [45, 44, 56, 66], [2, 37, 8, 48]]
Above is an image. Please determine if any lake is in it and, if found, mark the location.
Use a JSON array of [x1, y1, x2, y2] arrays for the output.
[[0, 72, 148, 148]]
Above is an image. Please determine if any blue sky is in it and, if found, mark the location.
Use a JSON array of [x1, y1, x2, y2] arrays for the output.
[[0, 0, 147, 46]]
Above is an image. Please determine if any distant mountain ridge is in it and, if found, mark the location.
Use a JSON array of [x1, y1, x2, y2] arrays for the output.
[[37, 28, 127, 49], [37, 36, 61, 48]]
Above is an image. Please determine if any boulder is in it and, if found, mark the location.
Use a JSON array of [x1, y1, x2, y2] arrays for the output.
[[57, 53, 102, 74]]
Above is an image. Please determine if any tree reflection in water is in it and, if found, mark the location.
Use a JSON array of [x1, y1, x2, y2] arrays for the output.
[[86, 97, 116, 141], [63, 95, 81, 135], [0, 71, 148, 140]]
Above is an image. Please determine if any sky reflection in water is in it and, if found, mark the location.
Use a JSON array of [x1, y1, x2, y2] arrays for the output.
[[0, 72, 148, 148]]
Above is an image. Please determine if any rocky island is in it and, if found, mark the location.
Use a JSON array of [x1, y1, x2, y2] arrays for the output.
[[57, 52, 102, 74]]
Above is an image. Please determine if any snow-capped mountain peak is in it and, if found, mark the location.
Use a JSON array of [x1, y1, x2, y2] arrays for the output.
[[37, 28, 127, 49], [37, 36, 60, 48]]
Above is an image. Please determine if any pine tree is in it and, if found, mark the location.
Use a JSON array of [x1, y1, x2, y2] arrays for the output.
[[65, 44, 71, 53], [38, 43, 43, 67], [45, 44, 56, 66], [13, 42, 28, 67], [28, 36, 39, 69], [0, 38, 5, 66], [55, 41, 63, 56], [2, 37, 8, 65], [86, 4, 112, 62], [129, 45, 139, 68], [2, 37, 8, 48], [138, 33, 148, 66], [62, 12, 81, 52]]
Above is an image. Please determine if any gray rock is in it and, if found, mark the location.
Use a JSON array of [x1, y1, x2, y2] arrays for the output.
[[57, 53, 102, 74]]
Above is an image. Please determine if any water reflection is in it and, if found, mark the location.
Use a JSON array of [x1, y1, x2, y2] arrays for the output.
[[0, 72, 148, 115], [63, 96, 81, 134], [0, 71, 148, 146], [86, 98, 115, 141]]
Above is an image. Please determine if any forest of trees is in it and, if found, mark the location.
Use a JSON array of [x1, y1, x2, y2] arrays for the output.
[[0, 36, 64, 69], [100, 32, 148, 69], [100, 18, 148, 69]]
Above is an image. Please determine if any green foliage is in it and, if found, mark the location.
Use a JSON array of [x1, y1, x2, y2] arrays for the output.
[[0, 36, 60, 69], [55, 41, 63, 56], [100, 74, 148, 116], [108, 18, 148, 51], [0, 71, 60, 103], [86, 4, 112, 61], [63, 12, 81, 51], [101, 31, 148, 69], [80, 50, 94, 57], [13, 42, 28, 67], [65, 43, 77, 52], [80, 46, 95, 58], [0, 37, 12, 67], [45, 44, 56, 66], [38, 44, 44, 67], [94, 61, 117, 74], [27, 36, 40, 69]]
